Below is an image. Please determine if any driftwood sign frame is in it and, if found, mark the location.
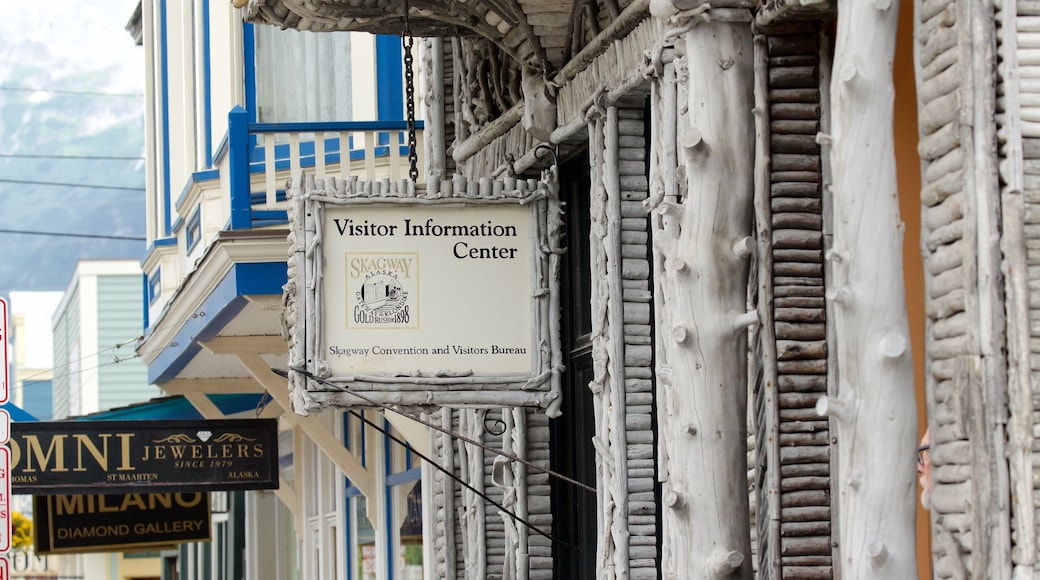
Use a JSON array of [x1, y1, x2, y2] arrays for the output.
[[285, 173, 563, 415]]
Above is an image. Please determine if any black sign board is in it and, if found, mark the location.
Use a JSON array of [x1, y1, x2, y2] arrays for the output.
[[33, 493, 211, 554], [10, 419, 279, 494]]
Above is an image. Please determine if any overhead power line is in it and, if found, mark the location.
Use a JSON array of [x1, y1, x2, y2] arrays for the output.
[[0, 228, 145, 241], [0, 86, 143, 98], [0, 153, 144, 161], [0, 178, 143, 191]]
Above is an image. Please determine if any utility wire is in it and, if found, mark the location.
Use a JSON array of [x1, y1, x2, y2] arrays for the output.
[[0, 153, 144, 161], [0, 178, 143, 191], [275, 366, 597, 495], [13, 336, 152, 389], [0, 228, 145, 241], [350, 406, 575, 550], [0, 86, 143, 98]]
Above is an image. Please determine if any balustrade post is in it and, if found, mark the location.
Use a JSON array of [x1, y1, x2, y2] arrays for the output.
[[228, 105, 251, 230]]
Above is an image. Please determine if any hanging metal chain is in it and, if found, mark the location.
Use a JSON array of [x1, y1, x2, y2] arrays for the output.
[[402, 0, 419, 183]]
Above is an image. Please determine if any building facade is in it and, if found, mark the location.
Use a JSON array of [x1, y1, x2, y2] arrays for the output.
[[48, 260, 163, 579], [9, 291, 63, 421], [132, 0, 1040, 578], [52, 259, 157, 420], [130, 1, 426, 578]]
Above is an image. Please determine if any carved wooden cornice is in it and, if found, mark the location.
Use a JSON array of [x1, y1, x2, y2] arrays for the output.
[[240, 0, 554, 73]]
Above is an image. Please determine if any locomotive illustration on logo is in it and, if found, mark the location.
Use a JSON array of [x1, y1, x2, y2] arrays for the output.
[[358, 271, 408, 320], [346, 253, 418, 328]]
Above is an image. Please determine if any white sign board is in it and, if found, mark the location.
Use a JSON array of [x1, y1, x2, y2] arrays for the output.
[[288, 175, 561, 411], [0, 298, 7, 403], [0, 447, 10, 552], [0, 410, 8, 444], [322, 204, 534, 375]]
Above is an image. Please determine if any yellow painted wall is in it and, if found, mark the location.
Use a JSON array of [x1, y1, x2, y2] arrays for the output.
[[892, 0, 930, 577]]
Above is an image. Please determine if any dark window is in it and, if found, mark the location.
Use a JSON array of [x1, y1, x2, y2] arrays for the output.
[[550, 152, 597, 579]]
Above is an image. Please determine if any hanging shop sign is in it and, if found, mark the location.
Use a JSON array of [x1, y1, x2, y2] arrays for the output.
[[9, 419, 279, 495], [33, 492, 211, 554], [286, 174, 563, 412]]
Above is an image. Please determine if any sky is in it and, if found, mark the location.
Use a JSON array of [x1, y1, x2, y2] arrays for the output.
[[0, 0, 143, 94]]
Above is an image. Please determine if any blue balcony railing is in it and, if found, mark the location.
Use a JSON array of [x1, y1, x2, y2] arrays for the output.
[[225, 106, 425, 230]]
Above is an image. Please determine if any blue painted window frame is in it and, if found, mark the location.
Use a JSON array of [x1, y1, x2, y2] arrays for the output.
[[186, 206, 202, 253]]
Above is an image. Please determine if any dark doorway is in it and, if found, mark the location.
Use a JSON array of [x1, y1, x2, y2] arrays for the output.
[[550, 151, 597, 579]]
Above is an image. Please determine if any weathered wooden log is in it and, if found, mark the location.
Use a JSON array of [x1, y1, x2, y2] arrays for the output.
[[827, 0, 917, 576], [781, 555, 834, 566], [774, 262, 825, 277], [775, 321, 827, 341], [780, 566, 834, 579], [652, 20, 754, 580], [774, 296, 826, 309], [781, 506, 833, 522], [779, 392, 824, 408], [773, 229, 824, 249], [779, 431, 831, 448], [772, 197, 822, 213], [771, 133, 820, 154], [917, 64, 960, 106], [780, 463, 832, 478], [777, 340, 827, 360], [921, 45, 959, 82], [780, 489, 830, 506], [768, 55, 820, 68], [774, 276, 825, 287], [777, 374, 827, 392], [772, 212, 823, 230], [925, 220, 965, 251], [920, 90, 961, 135], [776, 359, 828, 374], [774, 308, 826, 323], [770, 119, 821, 134], [773, 153, 822, 172], [771, 102, 823, 120], [767, 34, 820, 55], [772, 170, 823, 183], [771, 182, 822, 197], [781, 406, 832, 422], [779, 420, 830, 433], [775, 285, 826, 297], [918, 121, 961, 161], [918, 21, 958, 65], [768, 88, 822, 103], [769, 66, 818, 90], [780, 519, 832, 534]]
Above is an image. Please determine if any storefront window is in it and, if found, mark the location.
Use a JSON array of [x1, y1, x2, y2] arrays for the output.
[[397, 481, 423, 580], [344, 412, 426, 580], [355, 495, 376, 580]]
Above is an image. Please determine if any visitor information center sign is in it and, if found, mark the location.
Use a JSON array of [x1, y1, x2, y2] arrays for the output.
[[288, 176, 562, 411], [327, 204, 532, 374]]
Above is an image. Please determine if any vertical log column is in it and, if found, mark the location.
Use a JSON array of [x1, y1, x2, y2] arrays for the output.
[[755, 28, 836, 580], [825, 0, 918, 577], [651, 16, 755, 579]]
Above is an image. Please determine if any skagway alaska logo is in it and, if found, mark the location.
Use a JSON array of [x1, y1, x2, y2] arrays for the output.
[[355, 269, 410, 324], [347, 253, 417, 327]]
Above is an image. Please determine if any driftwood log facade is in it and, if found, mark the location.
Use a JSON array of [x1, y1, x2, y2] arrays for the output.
[[258, 0, 1040, 575]]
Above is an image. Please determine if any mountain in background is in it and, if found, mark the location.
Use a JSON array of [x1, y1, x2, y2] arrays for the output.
[[0, 0, 146, 300]]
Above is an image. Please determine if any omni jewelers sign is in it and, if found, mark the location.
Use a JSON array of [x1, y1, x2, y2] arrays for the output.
[[9, 419, 279, 495], [287, 175, 562, 411]]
